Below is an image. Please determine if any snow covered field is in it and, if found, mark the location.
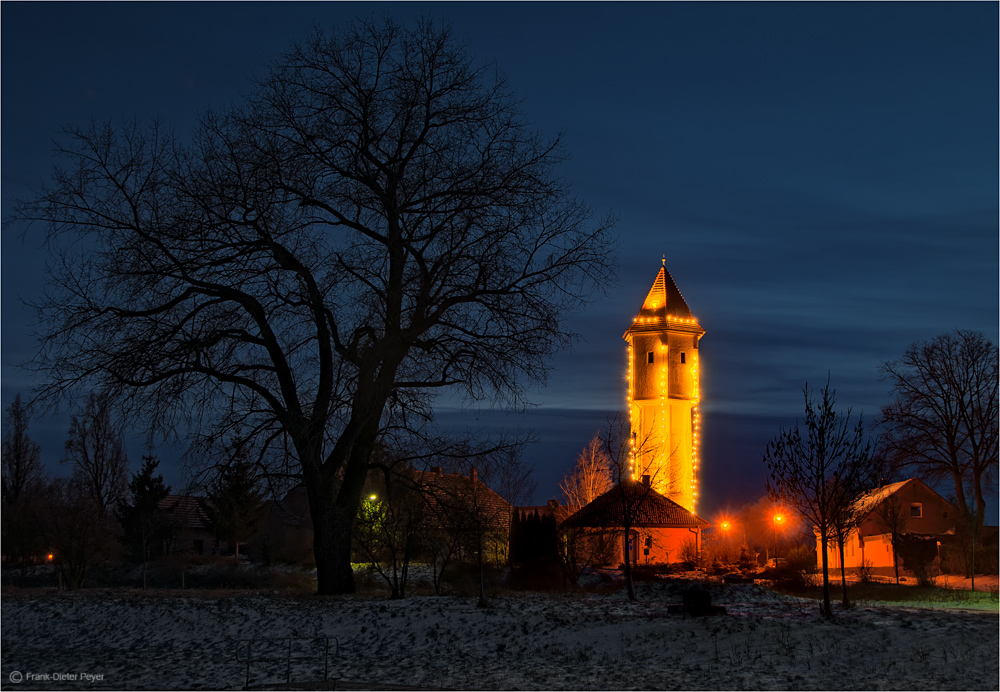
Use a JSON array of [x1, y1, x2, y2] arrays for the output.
[[3, 579, 997, 690]]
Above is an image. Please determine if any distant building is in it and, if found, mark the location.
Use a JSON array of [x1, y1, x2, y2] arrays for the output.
[[818, 478, 957, 576], [158, 495, 217, 555]]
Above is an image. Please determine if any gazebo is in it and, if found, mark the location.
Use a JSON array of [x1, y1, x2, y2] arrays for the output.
[[561, 478, 711, 565]]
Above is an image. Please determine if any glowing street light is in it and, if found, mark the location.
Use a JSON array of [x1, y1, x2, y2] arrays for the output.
[[772, 512, 786, 564]]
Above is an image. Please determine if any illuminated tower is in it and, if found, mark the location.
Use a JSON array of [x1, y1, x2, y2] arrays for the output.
[[624, 259, 704, 513]]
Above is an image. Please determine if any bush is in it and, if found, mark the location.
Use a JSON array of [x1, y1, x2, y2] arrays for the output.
[[762, 546, 813, 589], [897, 534, 939, 586], [857, 559, 875, 584]]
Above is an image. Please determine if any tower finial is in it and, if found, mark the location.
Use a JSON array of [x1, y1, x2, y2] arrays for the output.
[[661, 254, 666, 267]]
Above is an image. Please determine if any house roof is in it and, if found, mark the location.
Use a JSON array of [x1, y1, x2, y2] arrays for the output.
[[412, 468, 511, 530], [561, 481, 710, 529], [158, 495, 213, 530], [852, 478, 954, 519]]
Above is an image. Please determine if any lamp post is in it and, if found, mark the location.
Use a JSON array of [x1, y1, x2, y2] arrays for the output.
[[772, 513, 785, 565]]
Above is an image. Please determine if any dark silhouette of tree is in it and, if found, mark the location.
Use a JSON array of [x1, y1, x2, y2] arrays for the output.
[[1, 395, 48, 574], [14, 17, 615, 594], [422, 451, 516, 607], [763, 381, 876, 616], [207, 456, 266, 559], [63, 392, 129, 514], [874, 493, 908, 585], [353, 449, 428, 599], [560, 433, 614, 508], [2, 394, 44, 505], [42, 478, 120, 589], [879, 330, 998, 589], [117, 454, 174, 589], [598, 412, 663, 601]]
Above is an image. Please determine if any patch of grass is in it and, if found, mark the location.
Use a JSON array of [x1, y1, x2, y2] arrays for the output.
[[773, 580, 999, 608]]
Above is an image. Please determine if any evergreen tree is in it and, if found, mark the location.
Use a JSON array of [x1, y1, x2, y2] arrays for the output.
[[207, 456, 266, 559], [117, 454, 174, 586]]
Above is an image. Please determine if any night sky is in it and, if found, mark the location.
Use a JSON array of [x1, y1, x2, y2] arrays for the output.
[[2, 3, 997, 520]]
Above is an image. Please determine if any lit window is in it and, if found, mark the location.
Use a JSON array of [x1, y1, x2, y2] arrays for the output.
[[680, 352, 686, 364], [910, 503, 922, 518], [647, 351, 654, 364]]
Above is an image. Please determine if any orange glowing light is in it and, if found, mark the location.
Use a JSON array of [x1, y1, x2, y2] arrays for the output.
[[721, 521, 731, 531], [47, 553, 54, 561]]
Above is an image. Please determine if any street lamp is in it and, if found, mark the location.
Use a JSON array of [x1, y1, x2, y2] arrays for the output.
[[772, 513, 785, 565]]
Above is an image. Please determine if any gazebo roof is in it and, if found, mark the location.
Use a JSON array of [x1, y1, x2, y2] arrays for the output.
[[561, 480, 710, 529]]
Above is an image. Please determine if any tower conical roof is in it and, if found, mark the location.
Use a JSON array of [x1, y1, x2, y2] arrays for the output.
[[639, 264, 693, 320]]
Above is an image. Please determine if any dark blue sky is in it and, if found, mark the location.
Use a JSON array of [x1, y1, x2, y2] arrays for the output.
[[3, 3, 997, 518]]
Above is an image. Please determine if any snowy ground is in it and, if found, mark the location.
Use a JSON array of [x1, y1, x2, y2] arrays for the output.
[[2, 578, 997, 691]]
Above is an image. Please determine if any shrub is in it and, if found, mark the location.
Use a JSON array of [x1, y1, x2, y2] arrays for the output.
[[857, 559, 875, 584], [897, 534, 939, 587], [764, 546, 813, 589]]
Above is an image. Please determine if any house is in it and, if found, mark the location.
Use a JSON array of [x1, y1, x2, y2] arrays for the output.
[[409, 467, 513, 565], [561, 477, 710, 566], [158, 495, 217, 555], [817, 478, 957, 576], [252, 485, 314, 564]]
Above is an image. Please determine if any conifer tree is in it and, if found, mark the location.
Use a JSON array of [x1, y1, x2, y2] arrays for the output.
[[117, 454, 173, 587], [207, 456, 266, 559]]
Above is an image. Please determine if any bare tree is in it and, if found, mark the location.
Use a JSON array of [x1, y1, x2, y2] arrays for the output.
[[763, 380, 876, 617], [42, 478, 120, 589], [2, 395, 48, 575], [354, 469, 426, 600], [2, 394, 44, 505], [598, 412, 663, 601], [63, 392, 129, 514], [560, 433, 613, 508], [874, 493, 907, 585], [879, 330, 998, 586], [14, 18, 615, 595]]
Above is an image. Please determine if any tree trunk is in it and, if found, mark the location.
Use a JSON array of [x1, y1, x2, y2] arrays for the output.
[[477, 533, 487, 608], [838, 537, 849, 607], [623, 529, 636, 601], [892, 534, 900, 585], [819, 530, 832, 618], [305, 425, 374, 595], [312, 502, 359, 595]]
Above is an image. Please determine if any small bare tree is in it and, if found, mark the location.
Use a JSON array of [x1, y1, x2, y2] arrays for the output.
[[560, 433, 614, 508], [42, 478, 120, 589], [599, 412, 664, 601], [354, 468, 426, 599], [764, 380, 876, 617], [63, 392, 129, 514], [2, 395, 48, 574], [875, 493, 908, 584], [2, 394, 44, 505]]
